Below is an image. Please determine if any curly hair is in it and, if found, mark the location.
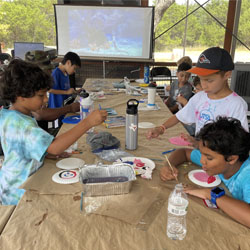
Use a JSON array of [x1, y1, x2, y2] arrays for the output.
[[0, 59, 52, 103], [196, 117, 250, 162]]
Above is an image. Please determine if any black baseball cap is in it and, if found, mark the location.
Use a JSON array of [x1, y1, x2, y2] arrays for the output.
[[187, 47, 234, 76]]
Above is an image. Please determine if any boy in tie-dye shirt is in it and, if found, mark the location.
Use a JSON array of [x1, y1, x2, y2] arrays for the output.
[[0, 59, 107, 205]]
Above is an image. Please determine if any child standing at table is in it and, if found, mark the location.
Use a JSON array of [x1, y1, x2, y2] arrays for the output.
[[160, 117, 250, 228], [48, 51, 81, 109], [0, 59, 107, 205], [147, 47, 249, 140]]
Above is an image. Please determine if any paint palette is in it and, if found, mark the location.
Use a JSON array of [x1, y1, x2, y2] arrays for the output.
[[115, 157, 155, 176], [52, 170, 79, 184], [188, 169, 221, 187]]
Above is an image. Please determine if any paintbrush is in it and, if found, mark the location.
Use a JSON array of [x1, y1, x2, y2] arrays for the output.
[[164, 154, 179, 183]]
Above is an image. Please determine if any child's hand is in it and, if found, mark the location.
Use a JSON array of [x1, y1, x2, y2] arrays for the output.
[[160, 165, 178, 181], [146, 126, 164, 139], [184, 186, 211, 200], [66, 88, 76, 95], [165, 85, 171, 92], [46, 152, 70, 159], [85, 110, 107, 127], [176, 95, 188, 106], [180, 133, 198, 148], [69, 102, 80, 113]]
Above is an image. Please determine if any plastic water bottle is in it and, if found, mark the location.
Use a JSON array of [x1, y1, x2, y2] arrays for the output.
[[167, 183, 188, 240], [144, 65, 149, 84], [125, 99, 139, 150], [79, 92, 94, 133]]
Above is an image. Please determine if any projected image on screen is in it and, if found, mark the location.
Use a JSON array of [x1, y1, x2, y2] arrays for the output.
[[55, 5, 153, 60]]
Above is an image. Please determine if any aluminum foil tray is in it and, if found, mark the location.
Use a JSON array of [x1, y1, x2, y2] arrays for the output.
[[79, 163, 136, 197]]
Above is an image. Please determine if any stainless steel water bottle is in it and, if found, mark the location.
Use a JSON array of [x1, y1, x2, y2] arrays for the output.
[[125, 99, 139, 150]]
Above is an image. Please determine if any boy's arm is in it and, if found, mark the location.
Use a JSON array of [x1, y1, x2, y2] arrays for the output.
[[47, 110, 107, 155], [146, 115, 179, 139], [32, 103, 80, 121], [49, 88, 76, 95], [160, 148, 193, 181], [185, 188, 250, 228]]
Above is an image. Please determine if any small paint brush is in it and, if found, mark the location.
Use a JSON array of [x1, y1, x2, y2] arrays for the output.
[[164, 154, 179, 183]]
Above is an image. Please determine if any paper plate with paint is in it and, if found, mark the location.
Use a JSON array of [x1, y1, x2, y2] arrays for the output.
[[62, 115, 81, 124], [115, 157, 155, 176], [52, 170, 79, 184], [138, 122, 155, 129], [56, 158, 85, 170], [188, 169, 221, 187], [169, 136, 192, 146]]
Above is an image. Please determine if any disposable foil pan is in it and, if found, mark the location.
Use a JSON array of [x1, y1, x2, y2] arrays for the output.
[[79, 163, 136, 196]]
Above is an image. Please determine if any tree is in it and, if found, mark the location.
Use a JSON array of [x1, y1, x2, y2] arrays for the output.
[[154, 0, 175, 31], [0, 0, 56, 48]]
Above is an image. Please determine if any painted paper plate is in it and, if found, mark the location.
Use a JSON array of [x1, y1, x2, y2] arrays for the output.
[[138, 122, 155, 129], [62, 115, 81, 124], [188, 169, 221, 187], [115, 157, 155, 175], [52, 170, 79, 184], [56, 158, 85, 170], [169, 136, 191, 146]]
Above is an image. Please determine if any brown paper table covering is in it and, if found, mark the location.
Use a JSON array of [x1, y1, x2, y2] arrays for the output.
[[1, 79, 250, 249], [0, 205, 15, 235]]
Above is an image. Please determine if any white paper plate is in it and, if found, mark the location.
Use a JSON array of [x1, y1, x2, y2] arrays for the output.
[[138, 103, 160, 111], [52, 170, 79, 184], [56, 158, 85, 170], [138, 122, 155, 129], [188, 169, 221, 187], [115, 157, 155, 175], [135, 79, 145, 84]]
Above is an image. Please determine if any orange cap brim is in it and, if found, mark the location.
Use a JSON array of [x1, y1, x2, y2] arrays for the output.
[[187, 67, 219, 76]]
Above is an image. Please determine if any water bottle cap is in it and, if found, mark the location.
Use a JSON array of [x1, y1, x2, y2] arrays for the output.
[[80, 95, 93, 105], [126, 99, 139, 115], [148, 82, 157, 88], [79, 91, 89, 98]]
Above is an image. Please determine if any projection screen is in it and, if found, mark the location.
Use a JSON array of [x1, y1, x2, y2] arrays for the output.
[[54, 5, 154, 60]]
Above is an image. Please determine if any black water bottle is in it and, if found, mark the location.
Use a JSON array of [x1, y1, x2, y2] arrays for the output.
[[125, 99, 139, 150]]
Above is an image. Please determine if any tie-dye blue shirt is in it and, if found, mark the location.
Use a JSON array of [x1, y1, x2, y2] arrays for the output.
[[190, 149, 250, 203], [0, 109, 54, 205]]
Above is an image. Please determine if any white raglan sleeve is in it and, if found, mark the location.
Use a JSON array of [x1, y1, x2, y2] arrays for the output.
[[176, 92, 201, 125]]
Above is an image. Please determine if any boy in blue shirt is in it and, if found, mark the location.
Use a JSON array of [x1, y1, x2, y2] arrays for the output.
[[0, 59, 107, 205], [160, 117, 250, 228], [48, 51, 81, 109]]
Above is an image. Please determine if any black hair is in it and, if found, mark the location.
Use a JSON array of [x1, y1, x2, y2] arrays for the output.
[[196, 117, 250, 162], [0, 59, 52, 103], [61, 52, 81, 67], [177, 62, 192, 72], [193, 76, 201, 87]]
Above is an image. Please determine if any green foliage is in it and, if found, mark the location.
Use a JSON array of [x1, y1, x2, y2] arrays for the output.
[[0, 0, 250, 52], [155, 0, 250, 52], [0, 0, 57, 47]]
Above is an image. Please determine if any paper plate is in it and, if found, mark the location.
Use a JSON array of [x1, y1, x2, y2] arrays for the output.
[[169, 136, 191, 146], [138, 122, 155, 129], [52, 170, 79, 184], [138, 103, 160, 111], [56, 158, 85, 170], [135, 79, 145, 84], [115, 157, 155, 175], [62, 115, 81, 124], [188, 169, 221, 187]]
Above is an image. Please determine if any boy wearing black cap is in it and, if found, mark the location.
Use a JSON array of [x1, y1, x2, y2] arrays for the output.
[[147, 47, 248, 140]]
